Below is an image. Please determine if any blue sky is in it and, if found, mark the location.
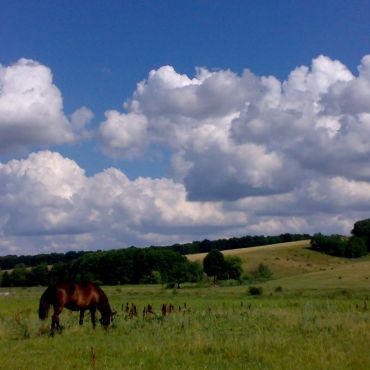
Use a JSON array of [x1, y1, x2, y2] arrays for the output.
[[1, 1, 370, 254]]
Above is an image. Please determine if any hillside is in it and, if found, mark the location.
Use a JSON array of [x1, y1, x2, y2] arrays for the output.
[[187, 240, 370, 292]]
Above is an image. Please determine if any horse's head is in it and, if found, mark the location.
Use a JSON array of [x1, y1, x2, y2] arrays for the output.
[[100, 310, 116, 328]]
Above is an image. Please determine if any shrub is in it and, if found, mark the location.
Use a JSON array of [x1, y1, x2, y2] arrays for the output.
[[252, 263, 273, 281], [248, 286, 263, 295]]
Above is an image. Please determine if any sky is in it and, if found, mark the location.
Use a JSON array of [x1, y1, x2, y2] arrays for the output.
[[1, 1, 370, 255]]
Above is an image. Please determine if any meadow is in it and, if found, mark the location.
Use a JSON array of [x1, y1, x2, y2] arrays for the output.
[[1, 241, 370, 370]]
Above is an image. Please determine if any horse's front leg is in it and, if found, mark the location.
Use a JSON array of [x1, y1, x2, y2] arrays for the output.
[[79, 309, 85, 326], [90, 307, 97, 329]]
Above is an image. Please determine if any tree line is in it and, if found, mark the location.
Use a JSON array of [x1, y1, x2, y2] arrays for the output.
[[0, 233, 310, 270], [1, 247, 204, 288], [311, 218, 370, 258]]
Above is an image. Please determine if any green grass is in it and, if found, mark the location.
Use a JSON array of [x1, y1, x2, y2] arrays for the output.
[[0, 285, 370, 370]]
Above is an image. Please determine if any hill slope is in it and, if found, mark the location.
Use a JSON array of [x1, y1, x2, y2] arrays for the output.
[[187, 240, 370, 292]]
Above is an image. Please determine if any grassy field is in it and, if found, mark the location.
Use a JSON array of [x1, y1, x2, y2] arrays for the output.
[[0, 242, 370, 369]]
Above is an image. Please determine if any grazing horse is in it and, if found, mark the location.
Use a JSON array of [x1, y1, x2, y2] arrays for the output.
[[38, 282, 115, 335]]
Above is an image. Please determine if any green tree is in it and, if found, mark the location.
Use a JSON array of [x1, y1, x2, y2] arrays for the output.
[[345, 236, 367, 258], [27, 263, 49, 286], [187, 261, 203, 283], [10, 264, 27, 286], [1, 271, 11, 287], [223, 256, 243, 281], [203, 250, 225, 283], [352, 218, 370, 251], [168, 260, 188, 288]]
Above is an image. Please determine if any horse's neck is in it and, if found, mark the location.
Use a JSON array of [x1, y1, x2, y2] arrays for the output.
[[97, 295, 111, 314]]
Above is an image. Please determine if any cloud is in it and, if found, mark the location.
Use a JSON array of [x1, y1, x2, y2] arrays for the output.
[[98, 55, 370, 202], [0, 151, 247, 254], [1, 149, 370, 255], [0, 58, 92, 153], [70, 106, 94, 139], [2, 55, 370, 254], [99, 111, 148, 158]]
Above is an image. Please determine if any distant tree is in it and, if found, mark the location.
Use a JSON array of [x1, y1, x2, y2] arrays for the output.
[[203, 250, 225, 283], [168, 260, 188, 288], [10, 264, 27, 286], [345, 237, 367, 258], [1, 271, 11, 287], [186, 261, 203, 283], [311, 232, 367, 258], [223, 256, 243, 281], [352, 218, 370, 251], [27, 263, 49, 286], [311, 233, 347, 257]]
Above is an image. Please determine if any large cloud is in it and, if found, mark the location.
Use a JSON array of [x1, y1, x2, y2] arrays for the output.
[[0, 58, 93, 153], [1, 150, 369, 255], [98, 55, 370, 202], [2, 56, 370, 254], [0, 151, 247, 254]]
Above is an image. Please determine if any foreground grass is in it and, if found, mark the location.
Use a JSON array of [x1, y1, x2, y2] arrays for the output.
[[0, 285, 370, 370]]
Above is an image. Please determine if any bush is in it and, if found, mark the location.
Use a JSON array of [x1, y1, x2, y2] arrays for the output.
[[248, 286, 263, 295], [252, 263, 273, 281]]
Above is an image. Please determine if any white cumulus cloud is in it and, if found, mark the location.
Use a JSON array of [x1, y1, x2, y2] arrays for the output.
[[0, 58, 92, 153]]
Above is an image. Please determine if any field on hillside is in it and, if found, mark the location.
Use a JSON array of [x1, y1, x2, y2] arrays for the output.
[[1, 242, 370, 370], [188, 240, 370, 283]]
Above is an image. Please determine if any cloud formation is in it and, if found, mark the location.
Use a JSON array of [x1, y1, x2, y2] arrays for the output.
[[99, 55, 370, 202], [0, 59, 92, 153], [2, 55, 370, 254], [0, 151, 246, 254]]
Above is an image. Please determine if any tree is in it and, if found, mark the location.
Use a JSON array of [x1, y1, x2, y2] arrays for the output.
[[203, 250, 225, 283], [311, 233, 347, 257], [1, 271, 11, 287], [27, 263, 49, 286], [168, 260, 188, 288], [223, 256, 243, 281], [187, 261, 203, 283], [10, 264, 27, 286], [352, 218, 370, 251], [345, 237, 367, 258]]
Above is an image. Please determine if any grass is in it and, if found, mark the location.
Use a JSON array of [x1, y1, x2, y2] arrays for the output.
[[1, 242, 370, 369], [0, 284, 370, 370]]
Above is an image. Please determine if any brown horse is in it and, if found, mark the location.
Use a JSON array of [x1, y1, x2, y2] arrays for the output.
[[38, 282, 116, 335]]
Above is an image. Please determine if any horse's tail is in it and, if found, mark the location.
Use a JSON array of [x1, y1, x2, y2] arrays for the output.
[[38, 286, 53, 320]]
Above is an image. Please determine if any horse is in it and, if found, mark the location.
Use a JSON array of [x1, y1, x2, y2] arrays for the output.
[[38, 281, 116, 335]]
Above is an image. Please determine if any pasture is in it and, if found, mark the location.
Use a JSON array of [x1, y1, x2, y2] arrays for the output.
[[1, 242, 370, 369]]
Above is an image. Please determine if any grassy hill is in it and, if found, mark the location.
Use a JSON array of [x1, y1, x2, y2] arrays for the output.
[[187, 240, 370, 294]]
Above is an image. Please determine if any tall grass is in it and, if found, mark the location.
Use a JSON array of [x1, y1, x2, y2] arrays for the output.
[[0, 285, 369, 369]]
